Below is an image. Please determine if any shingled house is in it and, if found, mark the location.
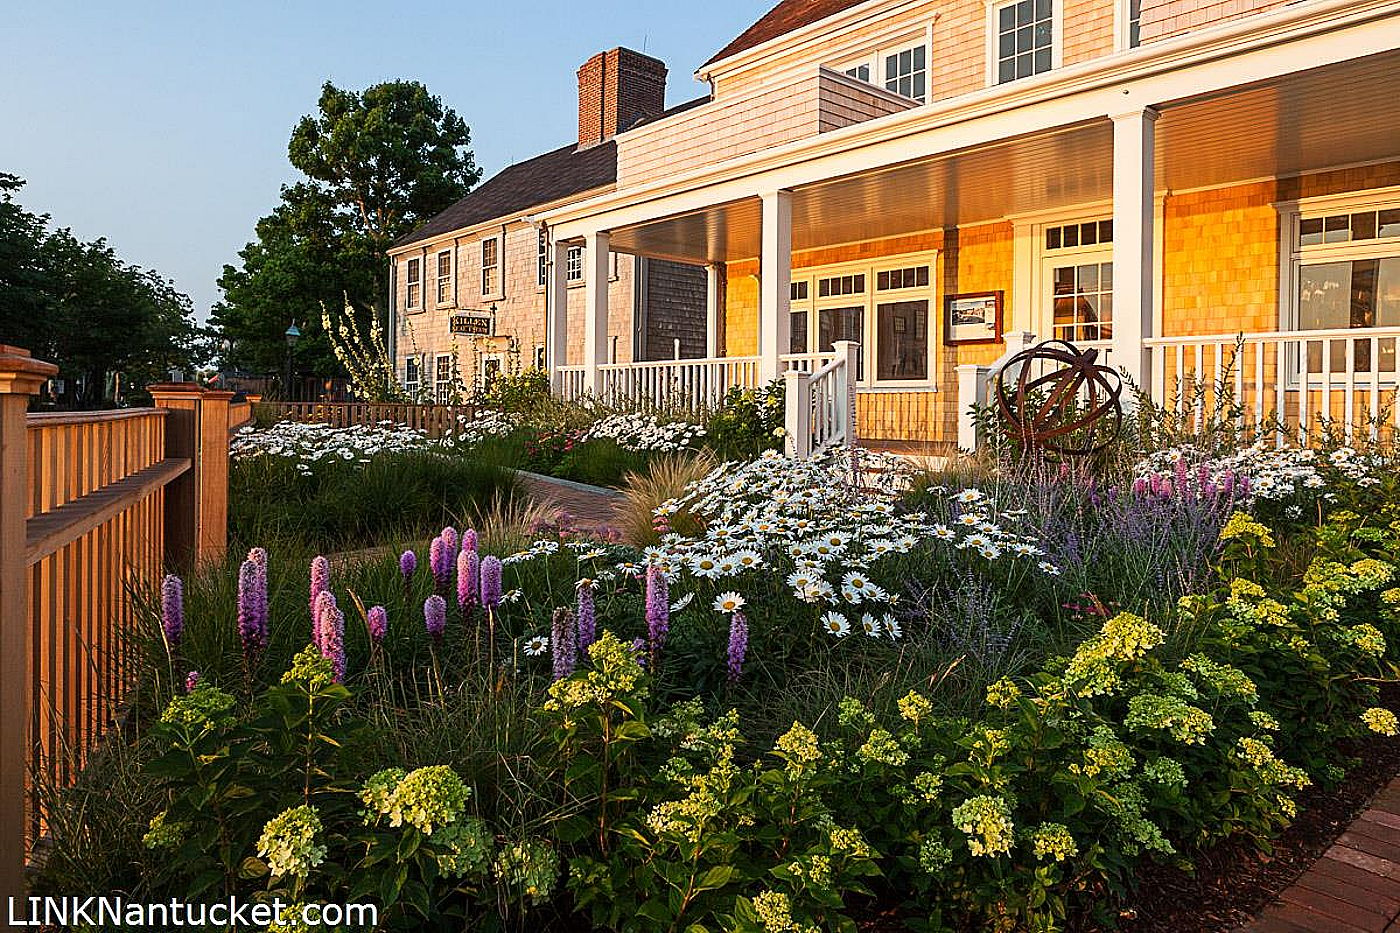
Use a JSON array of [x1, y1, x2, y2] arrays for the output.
[[395, 0, 1399, 454], [387, 49, 710, 401]]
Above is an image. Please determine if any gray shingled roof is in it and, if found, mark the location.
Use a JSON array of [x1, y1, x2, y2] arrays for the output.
[[392, 140, 618, 249]]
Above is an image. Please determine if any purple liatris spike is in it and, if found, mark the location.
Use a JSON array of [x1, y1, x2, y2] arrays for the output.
[[237, 558, 269, 656], [367, 606, 388, 645], [727, 611, 749, 683], [313, 590, 338, 654], [457, 549, 478, 612], [320, 605, 346, 683], [480, 556, 503, 609], [310, 555, 331, 617], [247, 546, 267, 568], [429, 537, 451, 591], [462, 528, 478, 554], [185, 670, 201, 693], [400, 550, 417, 581], [1132, 477, 1148, 498], [160, 574, 184, 647], [440, 526, 458, 555], [576, 580, 597, 650], [645, 565, 670, 662], [551, 608, 577, 682], [630, 637, 649, 669], [424, 595, 447, 644]]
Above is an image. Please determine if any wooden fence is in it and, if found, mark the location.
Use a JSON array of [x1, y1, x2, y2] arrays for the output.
[[0, 347, 239, 900], [255, 400, 476, 438]]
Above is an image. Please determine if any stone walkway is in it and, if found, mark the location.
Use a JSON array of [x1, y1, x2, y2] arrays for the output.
[[514, 470, 622, 533], [1243, 776, 1400, 932]]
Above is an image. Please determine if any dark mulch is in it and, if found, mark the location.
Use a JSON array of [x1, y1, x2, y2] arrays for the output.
[[1118, 685, 1400, 932]]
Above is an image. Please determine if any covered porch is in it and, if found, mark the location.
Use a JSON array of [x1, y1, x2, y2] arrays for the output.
[[547, 45, 1400, 454]]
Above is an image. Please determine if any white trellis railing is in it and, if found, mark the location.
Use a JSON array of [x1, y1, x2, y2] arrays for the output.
[[785, 341, 859, 459], [556, 357, 763, 411]]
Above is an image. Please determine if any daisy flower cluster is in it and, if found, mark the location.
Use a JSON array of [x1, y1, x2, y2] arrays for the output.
[[1134, 442, 1381, 507], [580, 413, 705, 452], [451, 409, 519, 446], [231, 420, 432, 472], [639, 448, 1056, 640]]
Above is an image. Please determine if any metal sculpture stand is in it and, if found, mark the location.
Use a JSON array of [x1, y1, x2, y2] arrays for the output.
[[993, 339, 1124, 457]]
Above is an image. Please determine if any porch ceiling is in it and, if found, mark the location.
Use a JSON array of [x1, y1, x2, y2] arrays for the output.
[[1156, 48, 1400, 193], [606, 50, 1400, 265]]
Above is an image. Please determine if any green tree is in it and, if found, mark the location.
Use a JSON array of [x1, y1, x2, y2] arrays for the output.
[[0, 175, 201, 407], [213, 81, 479, 382]]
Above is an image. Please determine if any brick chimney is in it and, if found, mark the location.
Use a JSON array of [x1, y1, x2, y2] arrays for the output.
[[577, 48, 667, 149]]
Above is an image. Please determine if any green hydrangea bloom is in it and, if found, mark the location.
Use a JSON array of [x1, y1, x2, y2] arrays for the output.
[[837, 696, 876, 729], [858, 727, 909, 767], [1030, 822, 1078, 862], [897, 689, 933, 726], [952, 795, 1015, 858], [433, 816, 494, 878], [159, 682, 236, 731], [257, 805, 326, 880], [1362, 707, 1399, 736], [985, 677, 1021, 710], [1141, 757, 1187, 789], [918, 838, 953, 873], [1220, 512, 1276, 547], [281, 645, 334, 690], [1236, 737, 1310, 790], [493, 839, 557, 904], [1064, 613, 1164, 696], [774, 722, 823, 776], [1344, 623, 1388, 658], [1125, 693, 1215, 745], [361, 765, 471, 835], [1181, 654, 1258, 702], [751, 890, 819, 933], [142, 810, 188, 851], [1070, 726, 1134, 779]]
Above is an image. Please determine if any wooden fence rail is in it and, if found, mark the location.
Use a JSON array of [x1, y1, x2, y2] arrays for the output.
[[255, 401, 476, 439], [0, 347, 235, 901]]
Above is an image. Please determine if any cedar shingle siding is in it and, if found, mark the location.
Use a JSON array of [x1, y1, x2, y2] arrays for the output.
[[640, 261, 708, 361]]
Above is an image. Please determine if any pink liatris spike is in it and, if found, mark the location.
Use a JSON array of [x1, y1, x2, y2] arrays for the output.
[[424, 595, 447, 645], [310, 555, 331, 617]]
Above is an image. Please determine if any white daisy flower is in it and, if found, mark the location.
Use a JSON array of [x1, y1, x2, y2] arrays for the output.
[[861, 613, 883, 637], [1037, 561, 1062, 576], [689, 554, 723, 578], [821, 611, 851, 638], [522, 635, 549, 656], [732, 550, 762, 570], [713, 591, 746, 614], [671, 593, 695, 612], [883, 614, 902, 639], [931, 525, 955, 540]]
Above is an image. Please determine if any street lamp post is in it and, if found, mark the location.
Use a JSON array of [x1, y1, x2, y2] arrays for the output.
[[284, 323, 301, 402]]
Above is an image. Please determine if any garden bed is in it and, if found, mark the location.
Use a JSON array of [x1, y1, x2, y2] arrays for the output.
[[31, 431, 1400, 932]]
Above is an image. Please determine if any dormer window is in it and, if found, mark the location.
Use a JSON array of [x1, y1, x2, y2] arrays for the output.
[[884, 44, 927, 102]]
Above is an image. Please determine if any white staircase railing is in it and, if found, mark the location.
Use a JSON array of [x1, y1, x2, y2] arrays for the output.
[[954, 332, 1038, 452], [785, 341, 859, 459]]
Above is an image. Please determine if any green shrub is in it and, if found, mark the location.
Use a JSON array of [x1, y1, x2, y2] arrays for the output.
[[704, 381, 785, 460]]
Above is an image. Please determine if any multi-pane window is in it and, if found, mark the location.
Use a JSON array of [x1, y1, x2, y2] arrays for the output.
[[434, 354, 454, 404], [1052, 261, 1114, 343], [1293, 203, 1400, 373], [819, 307, 866, 380], [790, 281, 809, 301], [405, 257, 422, 309], [537, 230, 548, 287], [995, 0, 1054, 84], [1127, 0, 1142, 47], [481, 238, 499, 295], [818, 274, 865, 298], [790, 311, 809, 354], [404, 357, 421, 399], [566, 245, 584, 282], [436, 250, 453, 305], [877, 266, 931, 290], [884, 45, 927, 103], [844, 63, 871, 83], [1046, 220, 1113, 250]]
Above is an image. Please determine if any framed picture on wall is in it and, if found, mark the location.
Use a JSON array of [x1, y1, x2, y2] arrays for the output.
[[944, 291, 1004, 346]]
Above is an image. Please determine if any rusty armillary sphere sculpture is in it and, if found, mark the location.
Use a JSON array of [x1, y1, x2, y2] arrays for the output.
[[993, 339, 1124, 456]]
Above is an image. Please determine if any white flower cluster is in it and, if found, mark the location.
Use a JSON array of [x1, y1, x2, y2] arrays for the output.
[[1136, 442, 1381, 503], [580, 413, 705, 452], [453, 409, 518, 447], [642, 449, 1055, 638], [231, 420, 432, 472]]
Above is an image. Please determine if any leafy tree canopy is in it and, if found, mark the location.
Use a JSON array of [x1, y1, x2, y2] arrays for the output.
[[0, 174, 203, 407], [214, 81, 479, 379]]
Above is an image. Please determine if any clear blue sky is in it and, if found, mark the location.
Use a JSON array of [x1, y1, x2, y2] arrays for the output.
[[0, 0, 764, 323]]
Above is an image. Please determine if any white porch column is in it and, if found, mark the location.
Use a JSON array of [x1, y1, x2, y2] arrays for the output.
[[583, 230, 611, 396], [759, 191, 793, 384], [1110, 107, 1159, 390], [546, 238, 570, 394], [705, 263, 723, 359]]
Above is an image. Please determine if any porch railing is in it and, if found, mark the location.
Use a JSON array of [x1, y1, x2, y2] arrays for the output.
[[1144, 327, 1400, 444], [557, 357, 764, 411], [254, 401, 476, 439], [786, 342, 859, 459]]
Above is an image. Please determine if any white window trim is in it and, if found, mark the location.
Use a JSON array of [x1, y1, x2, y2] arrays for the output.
[[405, 257, 423, 311], [880, 40, 930, 104], [433, 353, 455, 404], [403, 355, 423, 398], [1115, 0, 1141, 51], [536, 230, 549, 290], [836, 57, 875, 84], [435, 249, 454, 308], [565, 245, 585, 286], [481, 236, 500, 298], [985, 0, 1063, 88], [1276, 191, 1400, 378], [787, 250, 940, 389]]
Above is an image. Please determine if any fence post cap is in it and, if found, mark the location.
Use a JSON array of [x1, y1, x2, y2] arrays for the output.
[[0, 346, 59, 395], [201, 390, 237, 402]]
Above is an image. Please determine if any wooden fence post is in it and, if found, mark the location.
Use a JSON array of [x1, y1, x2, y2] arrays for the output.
[[150, 384, 232, 567], [0, 346, 58, 904]]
